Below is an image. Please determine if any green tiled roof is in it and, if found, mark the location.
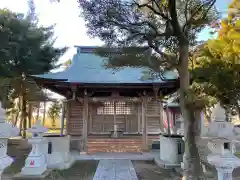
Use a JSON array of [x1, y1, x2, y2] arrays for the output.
[[33, 46, 178, 84], [165, 102, 179, 108]]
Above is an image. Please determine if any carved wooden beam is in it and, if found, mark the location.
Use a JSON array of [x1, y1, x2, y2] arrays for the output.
[[71, 86, 77, 100]]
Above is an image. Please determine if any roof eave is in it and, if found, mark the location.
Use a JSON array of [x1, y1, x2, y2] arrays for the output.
[[28, 75, 68, 82]]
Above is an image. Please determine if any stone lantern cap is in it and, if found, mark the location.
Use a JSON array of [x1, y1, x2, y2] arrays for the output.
[[202, 120, 240, 141], [208, 153, 240, 168], [27, 120, 48, 134], [0, 102, 19, 138]]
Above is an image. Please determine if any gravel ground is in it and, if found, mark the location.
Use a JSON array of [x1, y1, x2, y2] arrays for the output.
[[4, 141, 240, 180], [133, 161, 182, 180]]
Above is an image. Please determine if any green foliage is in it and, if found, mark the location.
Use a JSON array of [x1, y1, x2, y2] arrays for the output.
[[0, 8, 66, 101], [194, 0, 240, 116], [48, 101, 61, 127], [185, 82, 217, 110], [0, 9, 66, 77], [0, 7, 66, 137], [194, 44, 240, 114], [79, 0, 218, 108], [79, 0, 218, 73]]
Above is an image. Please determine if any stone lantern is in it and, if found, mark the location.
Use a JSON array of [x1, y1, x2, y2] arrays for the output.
[[0, 102, 19, 177], [20, 120, 48, 176], [202, 119, 240, 180]]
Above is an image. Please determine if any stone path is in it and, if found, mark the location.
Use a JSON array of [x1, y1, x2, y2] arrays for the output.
[[93, 160, 138, 180]]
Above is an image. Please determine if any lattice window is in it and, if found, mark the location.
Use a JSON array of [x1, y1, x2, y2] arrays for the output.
[[97, 101, 132, 115]]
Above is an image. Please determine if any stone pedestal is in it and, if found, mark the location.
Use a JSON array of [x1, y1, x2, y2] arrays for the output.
[[208, 153, 240, 180], [44, 135, 74, 170], [159, 134, 184, 166], [20, 120, 48, 176], [0, 140, 14, 177], [0, 102, 19, 178]]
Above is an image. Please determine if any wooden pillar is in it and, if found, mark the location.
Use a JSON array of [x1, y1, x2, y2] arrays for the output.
[[200, 111, 204, 136], [89, 104, 92, 133], [113, 101, 117, 130], [66, 101, 71, 134], [113, 100, 117, 137], [60, 101, 66, 135], [81, 90, 88, 153], [142, 96, 148, 150], [137, 103, 141, 133], [159, 100, 164, 133], [166, 105, 171, 135]]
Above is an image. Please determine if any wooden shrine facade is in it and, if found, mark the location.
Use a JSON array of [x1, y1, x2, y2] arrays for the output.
[[31, 45, 179, 153], [67, 95, 163, 135], [33, 80, 179, 152]]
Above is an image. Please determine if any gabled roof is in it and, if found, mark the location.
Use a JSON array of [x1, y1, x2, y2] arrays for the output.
[[32, 46, 178, 85]]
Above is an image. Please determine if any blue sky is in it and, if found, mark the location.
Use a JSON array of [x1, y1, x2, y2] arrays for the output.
[[0, 0, 231, 63]]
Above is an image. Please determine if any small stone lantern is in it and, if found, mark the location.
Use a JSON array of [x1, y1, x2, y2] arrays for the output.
[[0, 102, 19, 177], [21, 120, 48, 176], [202, 119, 240, 180]]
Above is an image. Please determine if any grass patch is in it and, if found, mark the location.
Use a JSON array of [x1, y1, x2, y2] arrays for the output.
[[4, 145, 99, 180], [4, 145, 30, 175], [132, 160, 181, 180], [235, 152, 240, 158], [46, 161, 98, 180]]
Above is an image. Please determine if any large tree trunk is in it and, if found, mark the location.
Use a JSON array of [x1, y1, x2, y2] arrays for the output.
[[178, 43, 203, 179], [14, 110, 20, 126], [36, 102, 40, 120], [42, 101, 46, 125], [52, 118, 56, 128], [28, 103, 33, 128], [195, 110, 202, 138], [21, 93, 27, 139], [237, 106, 240, 121], [20, 75, 27, 139]]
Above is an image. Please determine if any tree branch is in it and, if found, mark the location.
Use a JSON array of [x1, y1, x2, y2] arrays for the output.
[[152, 0, 169, 19], [184, 0, 216, 31], [184, 0, 191, 27], [146, 38, 177, 67], [201, 0, 216, 20], [109, 20, 170, 42], [133, 0, 169, 20], [168, 0, 185, 40]]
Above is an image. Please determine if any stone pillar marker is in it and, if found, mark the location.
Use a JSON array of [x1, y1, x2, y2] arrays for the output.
[[202, 119, 240, 180], [20, 120, 48, 176], [0, 102, 19, 179]]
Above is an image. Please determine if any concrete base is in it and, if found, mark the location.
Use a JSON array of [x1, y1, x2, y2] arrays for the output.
[[0, 155, 14, 170], [160, 134, 184, 165], [21, 154, 47, 176], [13, 170, 51, 180], [154, 157, 181, 169], [80, 152, 87, 155], [73, 151, 154, 161]]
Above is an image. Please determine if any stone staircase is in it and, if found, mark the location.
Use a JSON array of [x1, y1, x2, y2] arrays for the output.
[[87, 138, 143, 154]]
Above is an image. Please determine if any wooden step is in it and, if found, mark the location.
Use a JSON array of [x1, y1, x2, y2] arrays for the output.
[[87, 138, 143, 154], [88, 140, 142, 143]]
